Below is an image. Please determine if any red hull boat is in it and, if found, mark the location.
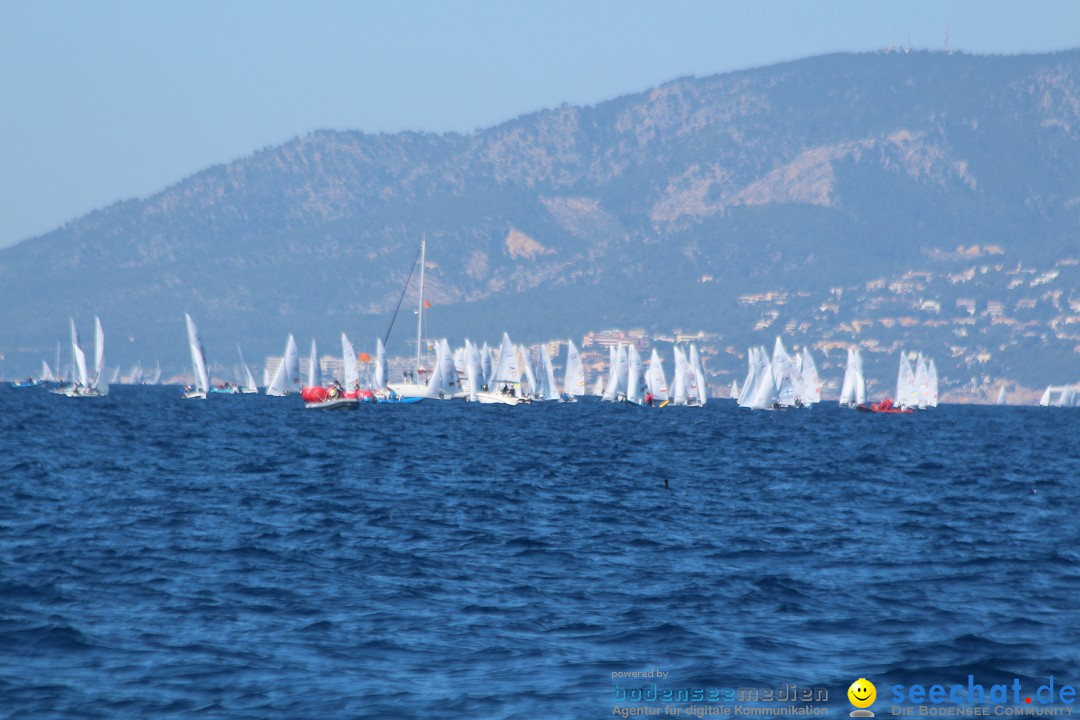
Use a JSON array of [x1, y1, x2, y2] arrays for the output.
[[856, 399, 914, 414]]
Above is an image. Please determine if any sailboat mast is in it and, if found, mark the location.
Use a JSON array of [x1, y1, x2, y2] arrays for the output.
[[415, 235, 426, 375]]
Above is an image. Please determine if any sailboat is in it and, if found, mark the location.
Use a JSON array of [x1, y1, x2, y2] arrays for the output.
[[53, 319, 87, 395], [266, 335, 300, 396], [1055, 386, 1078, 407], [387, 236, 434, 399], [474, 332, 529, 404], [771, 338, 804, 408], [742, 345, 777, 410], [421, 338, 464, 399], [182, 313, 209, 399], [670, 346, 689, 406], [519, 345, 539, 400], [602, 344, 629, 402], [839, 347, 867, 408], [737, 347, 758, 407], [340, 333, 362, 398], [646, 348, 669, 407], [236, 346, 259, 393], [61, 317, 108, 397], [535, 343, 560, 401], [896, 352, 919, 409], [996, 385, 1007, 406], [856, 350, 917, 413], [688, 344, 707, 406], [562, 339, 585, 401], [463, 339, 483, 401], [625, 345, 645, 405]]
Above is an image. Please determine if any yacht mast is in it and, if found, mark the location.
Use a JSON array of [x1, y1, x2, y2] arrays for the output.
[[415, 234, 426, 376]]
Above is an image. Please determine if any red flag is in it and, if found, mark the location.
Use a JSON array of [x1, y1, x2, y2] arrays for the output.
[[423, 299, 431, 309]]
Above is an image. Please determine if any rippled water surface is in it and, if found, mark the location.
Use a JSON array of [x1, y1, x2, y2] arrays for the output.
[[2, 386, 1079, 718]]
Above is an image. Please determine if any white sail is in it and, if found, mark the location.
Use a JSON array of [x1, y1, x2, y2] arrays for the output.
[[538, 344, 559, 401], [110, 367, 121, 384], [926, 359, 939, 407], [800, 347, 821, 404], [686, 345, 701, 404], [423, 341, 442, 397], [41, 360, 55, 382], [149, 362, 162, 385], [616, 344, 629, 397], [602, 344, 620, 401], [464, 339, 483, 400], [440, 338, 458, 395], [307, 339, 321, 388], [839, 348, 857, 406], [771, 337, 790, 389], [771, 338, 805, 406], [519, 345, 538, 397], [1055, 386, 1077, 407], [592, 376, 604, 397], [91, 317, 105, 389], [690, 344, 707, 405], [774, 360, 800, 407], [374, 338, 388, 390], [854, 350, 868, 405], [341, 334, 360, 391], [266, 334, 299, 396], [748, 347, 776, 410], [671, 346, 689, 405], [626, 345, 644, 404], [996, 385, 1007, 406], [896, 352, 919, 408], [914, 354, 930, 408], [184, 313, 209, 397], [489, 332, 520, 391], [480, 342, 493, 386], [70, 318, 89, 387], [730, 379, 738, 398], [738, 347, 758, 407], [237, 346, 258, 392], [647, 349, 669, 402], [423, 340, 451, 397], [564, 339, 585, 397]]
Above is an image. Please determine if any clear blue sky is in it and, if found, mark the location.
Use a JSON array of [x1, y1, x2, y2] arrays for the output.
[[1, 0, 1077, 249]]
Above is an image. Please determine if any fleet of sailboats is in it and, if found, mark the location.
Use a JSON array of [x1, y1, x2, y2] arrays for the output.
[[10, 317, 1071, 410], [7, 244, 1065, 410]]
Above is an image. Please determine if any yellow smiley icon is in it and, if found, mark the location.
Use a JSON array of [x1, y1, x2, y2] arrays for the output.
[[848, 678, 876, 708]]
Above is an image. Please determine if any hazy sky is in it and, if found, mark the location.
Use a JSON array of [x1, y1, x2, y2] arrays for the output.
[[1, 0, 1077, 249]]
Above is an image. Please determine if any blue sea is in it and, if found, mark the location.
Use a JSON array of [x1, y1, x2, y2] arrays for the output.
[[2, 386, 1079, 719]]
